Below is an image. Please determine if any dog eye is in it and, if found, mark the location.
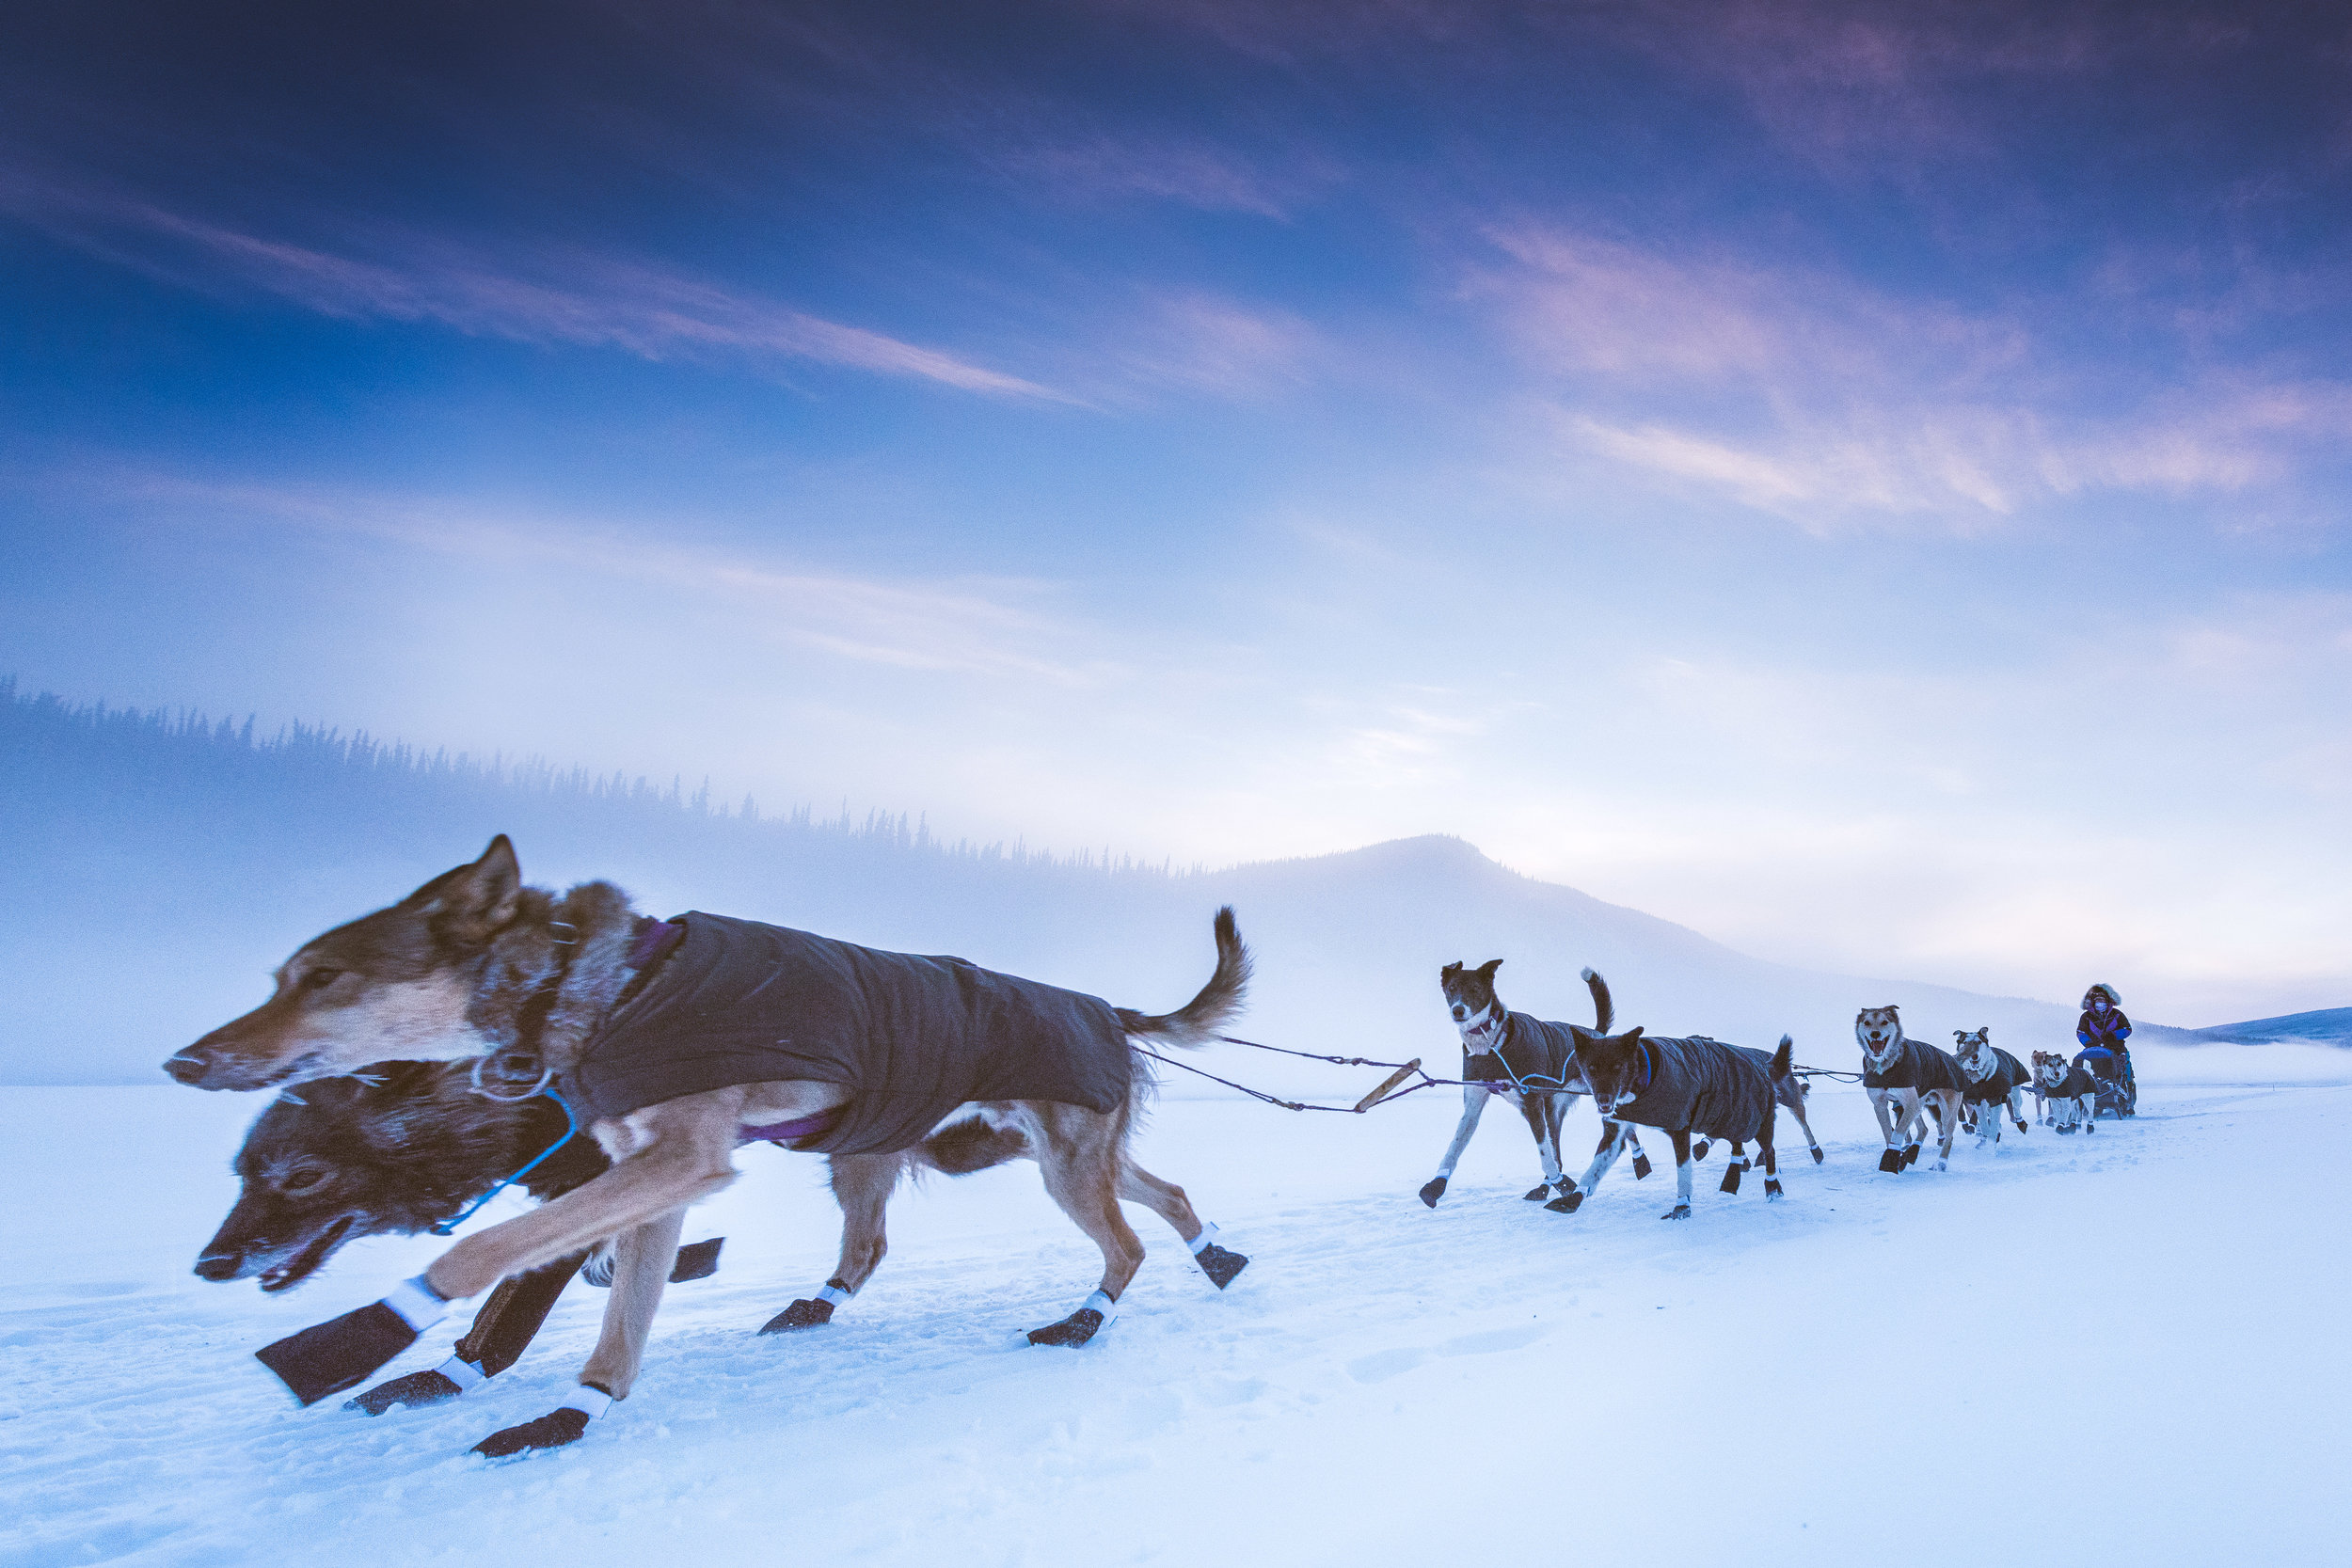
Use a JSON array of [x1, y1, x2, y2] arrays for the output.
[[299, 968, 345, 991], [278, 1164, 331, 1196]]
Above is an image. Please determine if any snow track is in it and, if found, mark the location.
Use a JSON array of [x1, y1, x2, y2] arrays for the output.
[[5, 1062, 2347, 1567]]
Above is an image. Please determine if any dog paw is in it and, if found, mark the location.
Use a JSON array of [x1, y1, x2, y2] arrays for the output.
[[1764, 1179, 1784, 1200], [1690, 1139, 1712, 1162], [1023, 1307, 1106, 1349], [1196, 1244, 1248, 1291], [342, 1368, 464, 1417], [1543, 1187, 1583, 1214], [758, 1297, 836, 1334], [1661, 1204, 1692, 1221], [1631, 1153, 1653, 1179], [1417, 1177, 1447, 1208], [471, 1407, 590, 1461]]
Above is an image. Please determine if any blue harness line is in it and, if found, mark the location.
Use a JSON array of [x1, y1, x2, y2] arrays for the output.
[[429, 1090, 580, 1237]]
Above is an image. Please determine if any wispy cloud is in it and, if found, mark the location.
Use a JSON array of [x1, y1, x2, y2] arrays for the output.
[[1003, 137, 1305, 217], [1475, 225, 2352, 528], [106, 473, 1115, 685], [0, 172, 1062, 400]]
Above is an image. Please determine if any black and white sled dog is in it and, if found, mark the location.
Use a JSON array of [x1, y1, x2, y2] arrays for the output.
[[1854, 1006, 1964, 1172], [2032, 1051, 2099, 1134], [1420, 961, 1648, 1206], [1949, 1028, 2031, 1148], [1548, 969, 1798, 1220]]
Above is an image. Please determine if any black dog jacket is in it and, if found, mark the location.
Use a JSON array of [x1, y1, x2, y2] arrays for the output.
[[565, 912, 1133, 1156], [1463, 1012, 1581, 1090], [1960, 1047, 2031, 1106], [1610, 1036, 1776, 1144], [1861, 1039, 1963, 1095]]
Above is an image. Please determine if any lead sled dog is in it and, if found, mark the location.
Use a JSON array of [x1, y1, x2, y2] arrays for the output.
[[167, 836, 1253, 1458], [195, 1060, 1027, 1417]]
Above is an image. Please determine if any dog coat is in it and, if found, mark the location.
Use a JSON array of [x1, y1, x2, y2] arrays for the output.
[[1958, 1047, 2031, 1106], [2049, 1060, 2101, 1100], [1464, 1012, 1580, 1091], [1861, 1038, 1963, 1096], [564, 912, 1134, 1156], [1607, 1036, 1776, 1144]]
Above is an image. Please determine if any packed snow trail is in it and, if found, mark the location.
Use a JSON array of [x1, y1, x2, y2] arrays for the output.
[[3, 1053, 2346, 1568]]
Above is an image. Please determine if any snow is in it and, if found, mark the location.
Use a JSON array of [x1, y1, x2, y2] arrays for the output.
[[6, 1049, 2348, 1568]]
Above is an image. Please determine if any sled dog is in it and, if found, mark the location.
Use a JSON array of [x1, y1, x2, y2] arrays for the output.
[[1949, 1028, 2031, 1148], [168, 837, 1252, 1458], [1854, 1006, 1964, 1172], [195, 1061, 1025, 1415], [1419, 961, 1648, 1206], [1549, 971, 1798, 1219], [2032, 1051, 2098, 1133]]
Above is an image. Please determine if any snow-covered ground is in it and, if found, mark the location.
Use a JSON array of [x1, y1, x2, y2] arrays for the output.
[[6, 1045, 2347, 1568]]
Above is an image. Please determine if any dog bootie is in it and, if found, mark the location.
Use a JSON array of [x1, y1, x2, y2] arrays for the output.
[[1522, 1183, 1552, 1201], [1809, 1146, 1825, 1164], [1543, 1186, 1583, 1214], [1023, 1291, 1117, 1349], [760, 1280, 850, 1334], [343, 1356, 482, 1416], [472, 1387, 610, 1461], [1631, 1152, 1653, 1180], [1186, 1223, 1248, 1291], [1418, 1177, 1448, 1208], [1877, 1148, 1904, 1173], [1719, 1161, 1745, 1195], [1661, 1203, 1692, 1221], [258, 1275, 447, 1406], [1764, 1177, 1784, 1200], [1900, 1142, 1922, 1167]]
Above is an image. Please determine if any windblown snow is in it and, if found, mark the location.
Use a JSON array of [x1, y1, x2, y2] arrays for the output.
[[4, 1046, 2345, 1568]]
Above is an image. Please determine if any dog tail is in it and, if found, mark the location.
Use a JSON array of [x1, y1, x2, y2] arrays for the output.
[[916, 1117, 1028, 1175], [1771, 1034, 1795, 1080], [1580, 967, 1613, 1034], [1118, 906, 1251, 1048]]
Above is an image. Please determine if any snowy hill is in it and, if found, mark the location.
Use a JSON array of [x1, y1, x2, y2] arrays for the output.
[[2175, 1006, 2352, 1047], [4, 683, 2093, 1085]]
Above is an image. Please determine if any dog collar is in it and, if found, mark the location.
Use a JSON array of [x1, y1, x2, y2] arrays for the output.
[[1633, 1038, 1657, 1094]]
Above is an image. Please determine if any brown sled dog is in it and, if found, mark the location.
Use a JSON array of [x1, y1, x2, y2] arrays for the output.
[[196, 1062, 1027, 1416], [167, 836, 1251, 1459]]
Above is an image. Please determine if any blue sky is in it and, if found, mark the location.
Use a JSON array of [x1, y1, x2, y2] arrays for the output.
[[4, 1, 2349, 1023]]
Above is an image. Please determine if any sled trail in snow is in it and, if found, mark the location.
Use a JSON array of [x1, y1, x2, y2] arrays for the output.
[[2, 1070, 2346, 1568]]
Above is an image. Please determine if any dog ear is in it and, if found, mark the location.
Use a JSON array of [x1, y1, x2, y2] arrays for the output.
[[414, 835, 523, 946], [1475, 958, 1502, 980], [1953, 1030, 1965, 1041], [1440, 961, 1460, 976], [1621, 1026, 1644, 1042]]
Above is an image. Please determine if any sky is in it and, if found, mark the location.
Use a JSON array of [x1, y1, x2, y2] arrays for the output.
[[3, 0, 2349, 1027]]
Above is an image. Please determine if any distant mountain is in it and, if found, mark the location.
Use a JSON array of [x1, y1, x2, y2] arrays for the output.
[[0, 680, 2144, 1085], [2164, 1007, 2352, 1048]]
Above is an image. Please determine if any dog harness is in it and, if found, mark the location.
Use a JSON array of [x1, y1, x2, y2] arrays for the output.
[[1463, 1011, 1581, 1093]]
